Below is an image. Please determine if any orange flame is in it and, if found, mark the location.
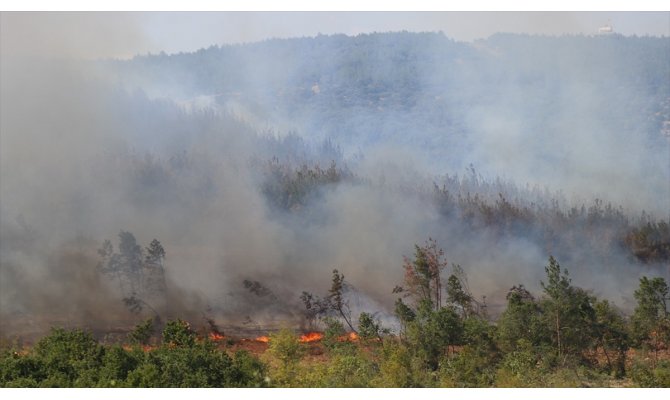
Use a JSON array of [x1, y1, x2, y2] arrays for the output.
[[209, 332, 225, 341], [299, 332, 324, 343], [336, 332, 359, 342], [255, 336, 270, 343]]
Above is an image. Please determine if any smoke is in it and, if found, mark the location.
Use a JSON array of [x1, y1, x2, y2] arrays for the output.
[[1, 13, 668, 339], [459, 38, 670, 215]]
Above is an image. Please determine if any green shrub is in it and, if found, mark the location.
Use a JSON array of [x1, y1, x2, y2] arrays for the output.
[[33, 328, 104, 387], [162, 319, 195, 348]]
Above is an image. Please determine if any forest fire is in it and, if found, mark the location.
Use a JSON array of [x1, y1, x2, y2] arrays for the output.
[[299, 332, 324, 343], [255, 336, 270, 343], [209, 332, 225, 341]]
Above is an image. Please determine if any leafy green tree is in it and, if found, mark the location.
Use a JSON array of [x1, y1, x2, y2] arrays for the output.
[[372, 340, 423, 388], [0, 349, 46, 387], [496, 285, 550, 353], [495, 339, 545, 387], [321, 317, 348, 353], [593, 299, 629, 377], [162, 319, 195, 348], [128, 318, 156, 346], [631, 276, 670, 367], [393, 240, 467, 373], [541, 256, 571, 360], [401, 239, 447, 310], [446, 270, 473, 317], [33, 328, 104, 387], [440, 344, 497, 387], [124, 361, 161, 388], [540, 256, 596, 364], [358, 312, 386, 344], [231, 350, 268, 388], [406, 301, 463, 371], [630, 359, 670, 388], [267, 328, 304, 387], [98, 345, 141, 387], [463, 316, 498, 357], [329, 269, 357, 333], [316, 349, 376, 387], [132, 341, 251, 387], [394, 298, 415, 339]]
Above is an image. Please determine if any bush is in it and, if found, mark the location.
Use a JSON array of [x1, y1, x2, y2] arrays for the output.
[[631, 359, 670, 388], [266, 328, 304, 387], [0, 350, 45, 387], [439, 345, 496, 387], [33, 328, 104, 387], [161, 319, 195, 348], [495, 339, 544, 387], [321, 350, 375, 387], [98, 345, 142, 387], [128, 318, 156, 346], [371, 340, 421, 388]]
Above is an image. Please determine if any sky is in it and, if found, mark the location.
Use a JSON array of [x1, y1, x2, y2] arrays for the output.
[[1, 11, 668, 59]]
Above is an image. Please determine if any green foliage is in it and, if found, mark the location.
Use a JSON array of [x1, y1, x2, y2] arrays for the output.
[[267, 328, 304, 387], [401, 239, 447, 310], [463, 316, 498, 356], [147, 344, 229, 387], [4, 252, 670, 388], [440, 317, 500, 387], [124, 362, 161, 388], [128, 318, 155, 346], [495, 339, 545, 387], [33, 327, 104, 387], [540, 256, 597, 363], [496, 285, 550, 353], [358, 312, 386, 344], [372, 340, 423, 388], [98, 345, 141, 387], [406, 303, 463, 371], [625, 221, 670, 263], [394, 298, 415, 337], [162, 319, 196, 348], [0, 327, 268, 388], [0, 350, 46, 388], [629, 357, 670, 387], [631, 276, 669, 361], [446, 272, 473, 317], [329, 269, 356, 332], [231, 350, 268, 388], [440, 345, 497, 387], [324, 352, 376, 387], [321, 317, 349, 353], [593, 299, 629, 377]]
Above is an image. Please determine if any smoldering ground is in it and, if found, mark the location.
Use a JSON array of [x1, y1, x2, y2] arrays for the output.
[[1, 13, 668, 338]]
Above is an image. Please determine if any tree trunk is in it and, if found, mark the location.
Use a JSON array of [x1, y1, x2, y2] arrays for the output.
[[338, 307, 357, 334], [600, 338, 612, 373], [556, 313, 562, 360]]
